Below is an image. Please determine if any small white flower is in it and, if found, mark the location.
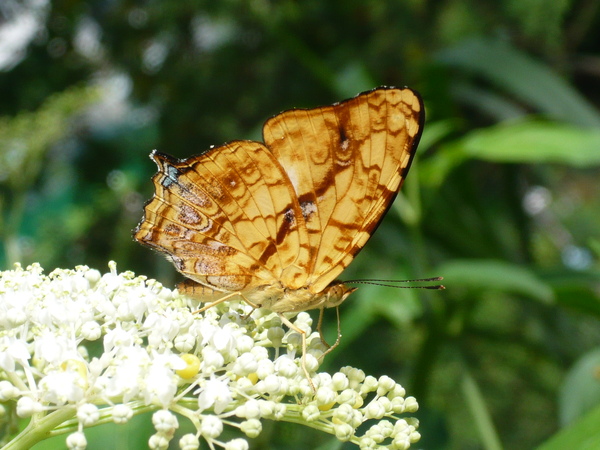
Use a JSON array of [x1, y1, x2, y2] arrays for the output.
[[333, 422, 354, 441], [378, 396, 392, 412], [257, 373, 287, 395], [148, 432, 170, 449], [212, 324, 237, 354], [101, 346, 148, 400], [113, 404, 133, 424], [364, 400, 386, 420], [152, 409, 179, 433], [404, 396, 419, 412], [103, 327, 135, 353], [236, 399, 261, 419], [0, 262, 421, 449], [410, 430, 421, 443], [197, 379, 232, 414], [348, 408, 363, 428], [270, 403, 286, 420], [84, 268, 101, 285], [224, 438, 249, 450], [196, 321, 218, 346], [377, 375, 396, 395], [274, 354, 299, 378], [255, 357, 275, 379], [232, 352, 258, 376], [392, 433, 411, 450], [77, 403, 100, 426], [235, 334, 255, 353], [234, 376, 255, 391], [379, 420, 394, 437], [293, 312, 313, 332], [365, 423, 385, 443], [200, 415, 223, 439], [332, 372, 349, 391], [174, 333, 195, 353], [302, 404, 320, 421], [250, 345, 269, 362], [393, 418, 418, 438], [201, 347, 225, 373], [257, 400, 276, 417], [144, 312, 181, 348], [304, 353, 320, 373], [16, 396, 43, 417], [358, 436, 377, 449], [240, 418, 262, 438], [143, 362, 179, 407], [337, 388, 361, 407], [333, 403, 355, 424], [361, 375, 379, 394], [267, 326, 285, 347], [7, 307, 26, 327], [390, 384, 406, 398], [39, 371, 85, 405], [35, 332, 75, 366], [80, 321, 102, 341], [313, 372, 332, 390], [0, 381, 19, 401], [285, 331, 302, 350], [316, 386, 336, 406], [179, 433, 200, 450], [66, 431, 87, 450], [342, 366, 366, 389], [0, 336, 30, 372]]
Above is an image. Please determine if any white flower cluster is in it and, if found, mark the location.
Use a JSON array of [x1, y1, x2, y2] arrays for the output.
[[0, 262, 421, 449]]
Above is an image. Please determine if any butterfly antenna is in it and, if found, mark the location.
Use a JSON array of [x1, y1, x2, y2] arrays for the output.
[[347, 277, 445, 290]]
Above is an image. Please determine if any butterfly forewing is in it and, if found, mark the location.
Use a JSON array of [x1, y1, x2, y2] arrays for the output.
[[135, 86, 424, 310], [262, 87, 423, 293]]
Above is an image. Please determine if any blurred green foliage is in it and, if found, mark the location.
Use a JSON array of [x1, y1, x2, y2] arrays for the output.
[[1, 0, 599, 449]]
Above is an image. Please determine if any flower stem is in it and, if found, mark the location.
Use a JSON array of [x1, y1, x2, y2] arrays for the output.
[[5, 407, 77, 450]]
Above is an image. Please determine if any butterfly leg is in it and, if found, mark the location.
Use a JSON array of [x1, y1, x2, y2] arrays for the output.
[[277, 313, 316, 394], [316, 307, 331, 349], [239, 305, 258, 321], [317, 306, 342, 361]]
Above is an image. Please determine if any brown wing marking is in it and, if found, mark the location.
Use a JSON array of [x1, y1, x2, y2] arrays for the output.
[[263, 87, 424, 293], [209, 141, 311, 289], [135, 168, 260, 291]]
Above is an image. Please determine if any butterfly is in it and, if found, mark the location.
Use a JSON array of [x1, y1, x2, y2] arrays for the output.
[[134, 86, 425, 387]]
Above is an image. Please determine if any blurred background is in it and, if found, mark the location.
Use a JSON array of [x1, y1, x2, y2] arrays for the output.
[[1, 1, 599, 449]]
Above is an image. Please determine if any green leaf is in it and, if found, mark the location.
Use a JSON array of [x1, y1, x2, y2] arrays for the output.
[[437, 38, 600, 127], [436, 259, 555, 304], [545, 269, 600, 318], [418, 140, 466, 190], [558, 348, 600, 426], [462, 370, 503, 450], [458, 120, 600, 166], [418, 119, 457, 152], [537, 403, 600, 450]]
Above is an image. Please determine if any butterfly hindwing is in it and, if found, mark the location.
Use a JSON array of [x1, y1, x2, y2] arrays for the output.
[[134, 142, 311, 292]]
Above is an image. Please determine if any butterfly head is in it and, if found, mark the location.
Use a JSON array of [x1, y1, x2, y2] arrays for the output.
[[319, 282, 357, 309]]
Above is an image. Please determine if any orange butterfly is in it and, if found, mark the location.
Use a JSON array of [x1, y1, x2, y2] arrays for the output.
[[135, 86, 425, 387]]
